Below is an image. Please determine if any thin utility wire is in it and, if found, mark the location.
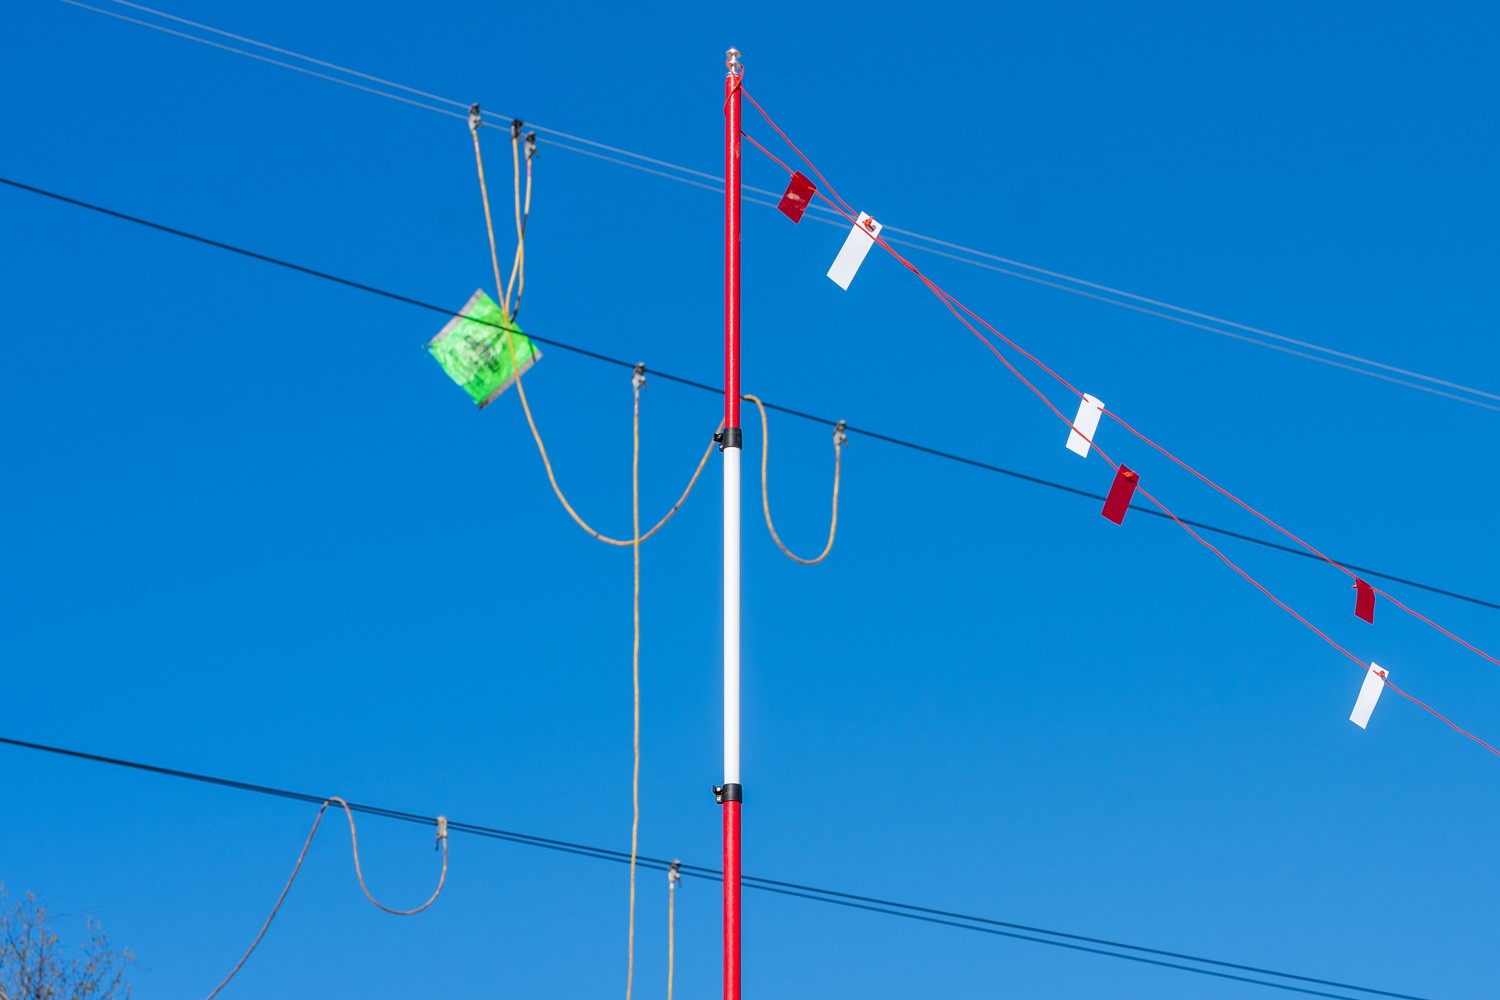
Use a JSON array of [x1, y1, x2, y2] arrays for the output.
[[52, 0, 1500, 412], [1, 173, 1494, 614], [0, 734, 1430, 1000]]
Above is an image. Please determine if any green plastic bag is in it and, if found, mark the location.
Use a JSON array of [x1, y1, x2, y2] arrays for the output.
[[427, 290, 542, 408]]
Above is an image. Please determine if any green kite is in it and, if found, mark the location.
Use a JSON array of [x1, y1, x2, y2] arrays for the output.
[[427, 289, 542, 408]]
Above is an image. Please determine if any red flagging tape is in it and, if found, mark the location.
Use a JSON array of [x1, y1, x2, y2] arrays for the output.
[[1355, 578, 1375, 623], [1102, 466, 1140, 524], [778, 171, 816, 223]]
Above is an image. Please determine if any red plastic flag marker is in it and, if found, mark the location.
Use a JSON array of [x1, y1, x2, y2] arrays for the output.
[[1101, 466, 1140, 524], [1354, 578, 1375, 623], [778, 171, 816, 223]]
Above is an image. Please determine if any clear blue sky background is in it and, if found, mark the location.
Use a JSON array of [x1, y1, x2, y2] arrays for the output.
[[4, 2, 1499, 997]]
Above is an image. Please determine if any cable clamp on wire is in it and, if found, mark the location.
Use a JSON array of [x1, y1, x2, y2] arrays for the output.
[[511, 118, 525, 141], [668, 859, 682, 889], [435, 815, 448, 850], [525, 131, 538, 160], [833, 419, 848, 447], [468, 104, 482, 132], [632, 362, 648, 391]]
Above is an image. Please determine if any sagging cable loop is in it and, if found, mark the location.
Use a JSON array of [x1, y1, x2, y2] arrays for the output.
[[470, 117, 721, 546], [743, 393, 844, 565], [204, 799, 448, 999]]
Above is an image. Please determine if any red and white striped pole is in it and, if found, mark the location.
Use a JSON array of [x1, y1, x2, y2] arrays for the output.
[[717, 45, 744, 1000]]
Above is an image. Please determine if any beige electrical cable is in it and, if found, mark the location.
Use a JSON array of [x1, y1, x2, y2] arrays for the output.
[[505, 126, 530, 314], [743, 393, 844, 565], [470, 117, 720, 547], [625, 372, 642, 1000], [666, 860, 681, 1000], [204, 798, 447, 999]]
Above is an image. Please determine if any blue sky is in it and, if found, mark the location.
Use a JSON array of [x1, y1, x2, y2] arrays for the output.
[[3, 1, 1499, 997]]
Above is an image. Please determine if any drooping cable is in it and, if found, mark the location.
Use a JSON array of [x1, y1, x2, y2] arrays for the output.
[[666, 861, 681, 1000], [626, 366, 644, 1000], [743, 394, 843, 565], [204, 797, 447, 998], [466, 125, 721, 547]]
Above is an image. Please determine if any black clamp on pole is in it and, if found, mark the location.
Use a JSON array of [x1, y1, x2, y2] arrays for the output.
[[713, 783, 743, 803]]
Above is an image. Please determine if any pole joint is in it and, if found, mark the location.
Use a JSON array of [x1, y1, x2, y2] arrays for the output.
[[713, 783, 743, 803]]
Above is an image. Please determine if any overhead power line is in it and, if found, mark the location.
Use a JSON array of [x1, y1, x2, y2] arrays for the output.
[[51, 0, 1500, 413], [2, 173, 1494, 615], [0, 734, 1429, 1000]]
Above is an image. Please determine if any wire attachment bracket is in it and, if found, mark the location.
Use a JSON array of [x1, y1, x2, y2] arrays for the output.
[[467, 103, 482, 132], [833, 419, 848, 447], [435, 815, 448, 850], [525, 131, 538, 160], [668, 859, 682, 889], [511, 118, 525, 140], [632, 362, 648, 391]]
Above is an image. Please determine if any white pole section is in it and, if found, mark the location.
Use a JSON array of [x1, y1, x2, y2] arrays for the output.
[[723, 445, 742, 785]]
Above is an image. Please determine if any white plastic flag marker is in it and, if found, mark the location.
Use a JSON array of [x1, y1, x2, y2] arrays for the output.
[[1066, 394, 1106, 457], [827, 212, 882, 290], [1350, 662, 1389, 729]]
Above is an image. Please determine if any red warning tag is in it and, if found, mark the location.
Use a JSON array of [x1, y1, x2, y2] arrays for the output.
[[1354, 578, 1375, 623], [1101, 466, 1140, 525], [778, 171, 816, 223]]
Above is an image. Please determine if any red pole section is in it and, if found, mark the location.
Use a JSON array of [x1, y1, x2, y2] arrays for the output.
[[724, 51, 743, 431], [723, 799, 742, 1000]]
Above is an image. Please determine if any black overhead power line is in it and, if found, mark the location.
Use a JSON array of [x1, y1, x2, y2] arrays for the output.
[[0, 734, 1426, 1000], [1, 174, 1494, 615]]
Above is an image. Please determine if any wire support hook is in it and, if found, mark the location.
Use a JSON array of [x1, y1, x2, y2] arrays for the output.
[[467, 103, 482, 132]]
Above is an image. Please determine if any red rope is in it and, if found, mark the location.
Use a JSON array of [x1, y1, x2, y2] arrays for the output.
[[744, 91, 1500, 666], [738, 91, 1500, 758], [742, 88, 857, 220]]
